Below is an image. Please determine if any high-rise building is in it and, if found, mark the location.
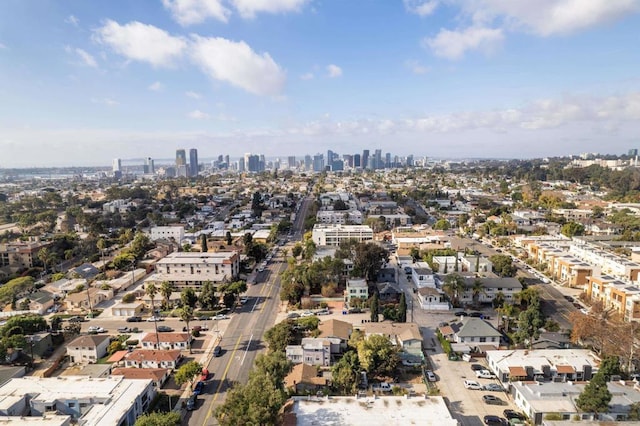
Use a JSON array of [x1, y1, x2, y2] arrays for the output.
[[343, 154, 353, 168], [176, 149, 186, 167], [362, 150, 369, 170], [629, 149, 638, 157], [304, 155, 312, 171], [385, 152, 391, 168], [374, 149, 382, 169], [143, 157, 154, 174], [112, 158, 122, 179], [313, 154, 324, 172], [238, 158, 245, 172], [189, 148, 199, 177], [287, 156, 296, 169], [332, 159, 344, 171], [224, 155, 230, 167], [353, 154, 361, 168], [406, 155, 414, 167]]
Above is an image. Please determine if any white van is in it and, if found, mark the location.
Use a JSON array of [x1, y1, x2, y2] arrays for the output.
[[462, 354, 472, 362]]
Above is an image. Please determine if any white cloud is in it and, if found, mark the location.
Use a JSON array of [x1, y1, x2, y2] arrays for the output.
[[188, 109, 210, 119], [75, 48, 98, 68], [230, 0, 310, 19], [93, 20, 187, 67], [148, 81, 164, 91], [404, 60, 430, 74], [424, 26, 503, 59], [190, 35, 286, 96], [162, 0, 231, 25], [91, 97, 119, 106], [404, 0, 438, 17], [65, 15, 79, 27], [459, 0, 640, 36], [300, 72, 314, 80], [326, 64, 342, 78], [185, 91, 203, 99]]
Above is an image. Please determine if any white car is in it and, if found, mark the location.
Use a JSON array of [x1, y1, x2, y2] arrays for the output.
[[464, 380, 482, 390], [425, 371, 437, 382], [300, 311, 315, 317], [87, 326, 105, 333], [475, 369, 496, 379], [372, 382, 392, 392]]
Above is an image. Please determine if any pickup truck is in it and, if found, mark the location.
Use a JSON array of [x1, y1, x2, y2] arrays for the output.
[[372, 382, 392, 392]]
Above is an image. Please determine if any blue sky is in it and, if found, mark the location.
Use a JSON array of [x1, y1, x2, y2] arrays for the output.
[[1, 0, 640, 167]]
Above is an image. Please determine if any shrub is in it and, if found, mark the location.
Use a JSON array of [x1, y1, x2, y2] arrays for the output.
[[122, 293, 136, 303]]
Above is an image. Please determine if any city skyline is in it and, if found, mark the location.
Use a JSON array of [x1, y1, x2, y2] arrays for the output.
[[1, 1, 640, 167]]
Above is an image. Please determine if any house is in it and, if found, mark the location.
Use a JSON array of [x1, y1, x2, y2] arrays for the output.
[[65, 287, 113, 311], [511, 380, 640, 425], [283, 363, 328, 394], [72, 263, 101, 280], [376, 267, 396, 283], [285, 337, 341, 367], [318, 319, 352, 350], [410, 262, 436, 288], [16, 291, 54, 315], [124, 350, 182, 369], [345, 278, 368, 305], [111, 367, 171, 388], [111, 301, 145, 317], [459, 277, 523, 305], [416, 287, 450, 311], [445, 317, 502, 351], [141, 333, 192, 350], [67, 335, 110, 364], [485, 349, 598, 384], [376, 281, 401, 302], [360, 322, 423, 358]]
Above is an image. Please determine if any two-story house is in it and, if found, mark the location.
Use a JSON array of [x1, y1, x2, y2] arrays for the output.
[[124, 350, 182, 369], [67, 335, 110, 364], [345, 278, 368, 306], [140, 333, 192, 350]]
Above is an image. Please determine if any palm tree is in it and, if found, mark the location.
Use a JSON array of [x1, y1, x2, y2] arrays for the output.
[[471, 278, 486, 307], [146, 283, 160, 347], [96, 238, 106, 272], [443, 273, 466, 308], [179, 306, 194, 353], [159, 281, 174, 310], [497, 303, 518, 332], [37, 247, 51, 274]]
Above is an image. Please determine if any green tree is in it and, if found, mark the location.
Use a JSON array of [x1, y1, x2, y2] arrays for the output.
[[264, 321, 294, 353], [370, 292, 379, 322], [226, 231, 233, 246], [2, 314, 47, 336], [357, 334, 399, 376], [398, 293, 407, 323], [159, 281, 174, 310], [198, 281, 218, 310], [471, 278, 486, 306], [253, 350, 292, 382], [174, 361, 203, 388], [575, 370, 612, 416], [145, 283, 158, 313], [108, 340, 123, 355], [489, 254, 517, 277], [200, 234, 208, 252], [433, 218, 451, 230], [122, 293, 136, 303], [442, 273, 466, 307], [291, 243, 303, 258], [134, 412, 181, 426], [179, 306, 194, 353], [331, 351, 360, 394], [353, 242, 389, 282], [514, 295, 545, 347], [180, 287, 198, 309], [561, 221, 585, 238], [96, 238, 107, 272]]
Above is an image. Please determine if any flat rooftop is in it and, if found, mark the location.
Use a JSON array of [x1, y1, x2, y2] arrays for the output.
[[290, 395, 457, 426]]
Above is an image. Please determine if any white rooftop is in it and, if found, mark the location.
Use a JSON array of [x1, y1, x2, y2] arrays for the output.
[[291, 395, 458, 426]]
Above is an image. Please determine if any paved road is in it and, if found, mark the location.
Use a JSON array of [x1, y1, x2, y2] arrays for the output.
[[185, 196, 309, 425]]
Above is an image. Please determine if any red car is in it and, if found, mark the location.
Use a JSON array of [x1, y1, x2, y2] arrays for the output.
[[200, 368, 209, 381]]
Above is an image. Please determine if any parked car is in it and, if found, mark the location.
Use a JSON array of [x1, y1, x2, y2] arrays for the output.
[[200, 368, 209, 381], [193, 381, 205, 396], [453, 311, 468, 317], [463, 380, 482, 390], [239, 296, 248, 304], [482, 394, 504, 405], [126, 316, 142, 322], [469, 312, 483, 317], [198, 316, 211, 321], [372, 382, 392, 392], [476, 369, 496, 379], [470, 364, 485, 371], [483, 415, 507, 425], [503, 410, 527, 421], [117, 326, 131, 333], [214, 314, 230, 320], [316, 309, 330, 315], [213, 346, 222, 357], [68, 316, 84, 323], [300, 311, 315, 317], [147, 316, 163, 322], [286, 312, 300, 319], [186, 394, 197, 411], [157, 326, 174, 332], [483, 383, 506, 392], [425, 370, 437, 382], [87, 326, 105, 333]]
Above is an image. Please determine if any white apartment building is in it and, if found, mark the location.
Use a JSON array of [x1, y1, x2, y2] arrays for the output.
[[569, 242, 640, 281], [149, 226, 185, 242], [149, 251, 240, 289], [316, 210, 363, 225], [0, 376, 155, 426], [311, 224, 373, 247]]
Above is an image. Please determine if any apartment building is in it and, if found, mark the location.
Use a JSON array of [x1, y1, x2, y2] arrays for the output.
[[149, 225, 185, 242], [149, 251, 240, 290], [316, 210, 363, 225], [345, 278, 368, 304], [0, 375, 155, 426], [0, 241, 50, 274], [311, 224, 373, 246], [585, 275, 640, 322]]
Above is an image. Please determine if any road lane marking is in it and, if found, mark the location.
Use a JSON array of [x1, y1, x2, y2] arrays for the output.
[[203, 332, 245, 424], [241, 334, 254, 365]]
